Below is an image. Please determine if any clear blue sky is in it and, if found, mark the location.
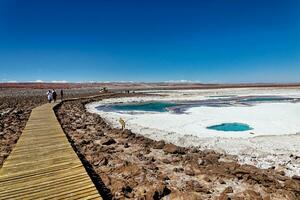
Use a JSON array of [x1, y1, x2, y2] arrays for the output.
[[0, 0, 299, 83]]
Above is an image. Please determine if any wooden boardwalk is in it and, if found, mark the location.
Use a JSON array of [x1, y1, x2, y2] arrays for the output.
[[0, 103, 101, 199]]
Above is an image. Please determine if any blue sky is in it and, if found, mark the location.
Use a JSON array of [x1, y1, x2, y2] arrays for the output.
[[0, 0, 299, 83]]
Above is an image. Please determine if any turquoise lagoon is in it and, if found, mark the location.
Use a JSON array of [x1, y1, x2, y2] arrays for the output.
[[111, 102, 177, 112], [108, 96, 296, 113], [241, 97, 293, 102]]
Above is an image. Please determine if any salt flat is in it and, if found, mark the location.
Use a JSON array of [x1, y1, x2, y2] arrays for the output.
[[87, 88, 300, 176]]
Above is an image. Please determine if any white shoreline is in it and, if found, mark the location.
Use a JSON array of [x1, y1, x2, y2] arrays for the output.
[[86, 88, 300, 176]]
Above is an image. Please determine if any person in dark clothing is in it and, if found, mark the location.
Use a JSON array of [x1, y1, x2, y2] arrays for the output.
[[47, 90, 52, 103], [52, 89, 57, 103], [60, 89, 63, 101]]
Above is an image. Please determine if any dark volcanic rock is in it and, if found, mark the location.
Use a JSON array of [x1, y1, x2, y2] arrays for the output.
[[163, 143, 185, 154], [153, 140, 165, 149], [292, 175, 300, 181], [102, 138, 116, 145], [124, 142, 129, 148], [184, 167, 195, 176], [152, 185, 171, 200]]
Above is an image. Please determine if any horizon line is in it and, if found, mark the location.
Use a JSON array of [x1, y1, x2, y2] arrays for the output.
[[1, 81, 300, 85]]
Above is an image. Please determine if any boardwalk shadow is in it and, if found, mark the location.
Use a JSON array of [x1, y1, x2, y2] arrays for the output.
[[75, 151, 113, 200], [54, 103, 113, 200]]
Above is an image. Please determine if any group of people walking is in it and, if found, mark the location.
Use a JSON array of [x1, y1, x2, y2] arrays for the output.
[[47, 89, 63, 103]]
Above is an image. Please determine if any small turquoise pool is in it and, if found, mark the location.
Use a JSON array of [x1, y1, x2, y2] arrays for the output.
[[111, 102, 177, 112], [207, 123, 253, 132]]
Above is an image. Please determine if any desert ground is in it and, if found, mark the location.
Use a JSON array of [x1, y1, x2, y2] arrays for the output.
[[1, 83, 300, 200], [87, 88, 300, 177]]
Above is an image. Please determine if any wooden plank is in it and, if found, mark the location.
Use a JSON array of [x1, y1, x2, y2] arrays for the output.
[[0, 103, 101, 200]]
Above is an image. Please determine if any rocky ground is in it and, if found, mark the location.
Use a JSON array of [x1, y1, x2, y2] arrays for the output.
[[0, 87, 105, 167], [55, 94, 300, 200], [0, 95, 45, 167]]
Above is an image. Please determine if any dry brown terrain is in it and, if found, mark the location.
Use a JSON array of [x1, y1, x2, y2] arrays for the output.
[[0, 87, 103, 167], [1, 84, 300, 200], [55, 94, 300, 200]]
